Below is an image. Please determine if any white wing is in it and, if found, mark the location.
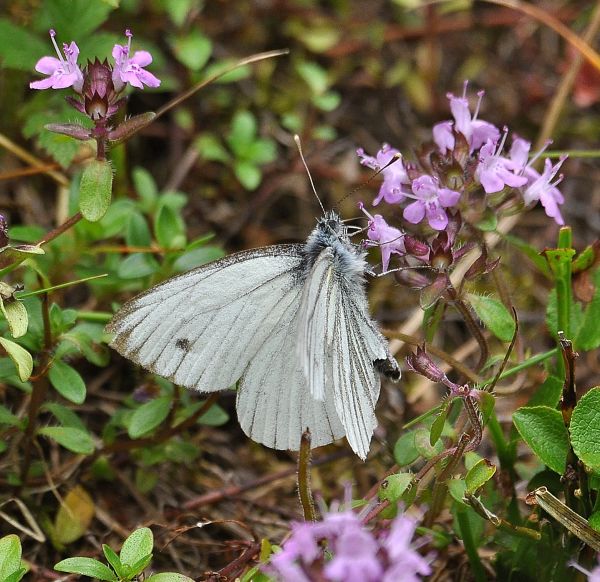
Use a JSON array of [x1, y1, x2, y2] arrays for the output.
[[236, 287, 345, 451], [106, 245, 304, 393], [297, 247, 398, 459]]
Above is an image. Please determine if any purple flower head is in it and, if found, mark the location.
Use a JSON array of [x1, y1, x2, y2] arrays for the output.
[[522, 156, 567, 225], [382, 514, 432, 582], [360, 203, 406, 273], [324, 523, 382, 582], [433, 82, 499, 154], [357, 144, 410, 205], [404, 175, 461, 230], [112, 29, 161, 91], [30, 30, 84, 92], [476, 130, 528, 194], [267, 488, 433, 582]]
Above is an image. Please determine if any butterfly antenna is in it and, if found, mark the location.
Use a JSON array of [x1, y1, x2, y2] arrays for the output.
[[294, 134, 326, 215]]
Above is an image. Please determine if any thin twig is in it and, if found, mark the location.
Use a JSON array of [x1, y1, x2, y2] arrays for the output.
[[297, 429, 317, 521]]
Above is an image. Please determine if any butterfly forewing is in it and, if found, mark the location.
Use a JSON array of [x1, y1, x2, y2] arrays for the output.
[[107, 245, 304, 392]]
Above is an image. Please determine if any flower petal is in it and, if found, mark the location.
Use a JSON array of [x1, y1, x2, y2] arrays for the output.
[[403, 201, 425, 225]]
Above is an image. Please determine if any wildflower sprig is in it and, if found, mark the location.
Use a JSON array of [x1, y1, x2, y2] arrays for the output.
[[31, 29, 161, 159], [267, 487, 433, 582], [358, 81, 568, 276]]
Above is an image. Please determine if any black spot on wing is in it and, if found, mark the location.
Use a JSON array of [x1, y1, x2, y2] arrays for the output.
[[175, 338, 190, 350]]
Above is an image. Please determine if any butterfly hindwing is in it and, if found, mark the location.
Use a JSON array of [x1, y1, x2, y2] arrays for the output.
[[236, 286, 345, 451], [107, 245, 304, 392]]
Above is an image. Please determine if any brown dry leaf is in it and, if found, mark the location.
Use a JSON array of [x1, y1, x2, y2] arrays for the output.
[[54, 485, 95, 545]]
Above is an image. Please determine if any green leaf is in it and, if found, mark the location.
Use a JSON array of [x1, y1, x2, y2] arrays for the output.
[[48, 360, 87, 404], [102, 545, 124, 577], [38, 427, 95, 455], [170, 30, 212, 71], [146, 574, 195, 582], [393, 431, 420, 467], [197, 402, 229, 426], [414, 427, 444, 459], [120, 527, 154, 567], [128, 397, 171, 438], [295, 61, 329, 94], [79, 160, 113, 222], [54, 557, 117, 581], [234, 161, 261, 190], [0, 19, 49, 70], [504, 234, 551, 278], [132, 167, 158, 213], [173, 246, 225, 272], [575, 267, 600, 350], [467, 294, 516, 342], [570, 387, 600, 470], [430, 404, 449, 446], [465, 459, 496, 494], [447, 479, 468, 506], [313, 91, 341, 112], [0, 299, 28, 338], [228, 111, 257, 148], [34, 0, 114, 38], [195, 134, 230, 163], [589, 511, 600, 533], [0, 534, 21, 579], [38, 130, 82, 168], [378, 472, 413, 504], [513, 406, 569, 474], [154, 204, 186, 250], [527, 376, 563, 408], [42, 402, 86, 431], [126, 212, 152, 247], [0, 337, 33, 382], [0, 404, 21, 427], [117, 254, 160, 279]]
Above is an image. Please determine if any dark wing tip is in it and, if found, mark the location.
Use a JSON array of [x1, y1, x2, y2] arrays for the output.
[[374, 357, 401, 382]]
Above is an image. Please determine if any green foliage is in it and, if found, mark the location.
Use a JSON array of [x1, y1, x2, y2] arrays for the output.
[[54, 527, 193, 581], [0, 535, 27, 582], [79, 161, 114, 222], [512, 407, 569, 474], [570, 387, 600, 470], [467, 293, 516, 342]]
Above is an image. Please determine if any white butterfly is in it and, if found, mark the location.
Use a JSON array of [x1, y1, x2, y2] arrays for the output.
[[106, 211, 400, 459]]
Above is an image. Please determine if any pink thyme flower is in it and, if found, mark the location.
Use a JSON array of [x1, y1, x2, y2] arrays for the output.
[[357, 144, 410, 205], [359, 203, 406, 273], [383, 514, 432, 582], [112, 29, 161, 91], [433, 82, 499, 154], [476, 131, 528, 194], [324, 522, 383, 582], [30, 30, 84, 92], [268, 495, 433, 582], [522, 156, 567, 225], [404, 175, 461, 231]]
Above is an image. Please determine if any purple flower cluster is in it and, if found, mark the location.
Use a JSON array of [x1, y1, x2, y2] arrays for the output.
[[268, 496, 432, 582], [29, 29, 161, 151], [31, 29, 160, 95], [358, 82, 567, 273]]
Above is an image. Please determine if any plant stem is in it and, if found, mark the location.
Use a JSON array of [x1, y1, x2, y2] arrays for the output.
[[19, 293, 52, 485], [456, 506, 487, 582], [298, 429, 317, 521]]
